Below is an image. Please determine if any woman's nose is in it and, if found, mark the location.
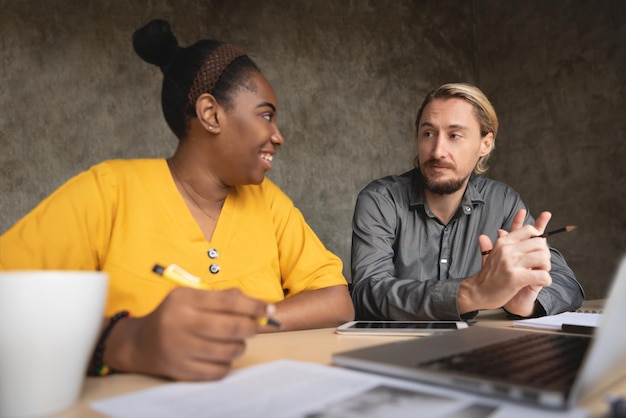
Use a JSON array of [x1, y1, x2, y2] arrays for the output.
[[271, 130, 284, 146]]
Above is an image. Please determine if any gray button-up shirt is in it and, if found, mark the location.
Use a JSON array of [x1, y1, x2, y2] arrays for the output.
[[351, 169, 584, 320]]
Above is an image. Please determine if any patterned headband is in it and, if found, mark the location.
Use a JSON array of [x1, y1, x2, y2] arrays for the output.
[[187, 44, 246, 109]]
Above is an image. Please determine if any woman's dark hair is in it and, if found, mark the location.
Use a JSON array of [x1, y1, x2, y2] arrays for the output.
[[132, 19, 260, 139]]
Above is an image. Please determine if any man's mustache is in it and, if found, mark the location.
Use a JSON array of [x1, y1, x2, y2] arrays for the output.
[[423, 159, 455, 170]]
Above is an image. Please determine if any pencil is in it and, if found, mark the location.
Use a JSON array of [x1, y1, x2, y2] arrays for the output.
[[536, 225, 577, 238], [481, 225, 577, 256], [152, 263, 282, 329]]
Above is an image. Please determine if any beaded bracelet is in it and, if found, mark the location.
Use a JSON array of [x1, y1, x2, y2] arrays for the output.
[[88, 310, 131, 377]]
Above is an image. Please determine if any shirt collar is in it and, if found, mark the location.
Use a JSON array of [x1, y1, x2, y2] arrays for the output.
[[409, 168, 486, 215]]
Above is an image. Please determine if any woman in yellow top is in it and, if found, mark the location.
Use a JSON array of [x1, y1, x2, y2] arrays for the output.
[[0, 19, 354, 381]]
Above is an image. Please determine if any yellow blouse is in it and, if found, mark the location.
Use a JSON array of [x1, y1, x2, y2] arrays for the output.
[[0, 159, 347, 316]]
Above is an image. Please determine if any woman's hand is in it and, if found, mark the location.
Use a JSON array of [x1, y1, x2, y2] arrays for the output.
[[105, 287, 273, 381]]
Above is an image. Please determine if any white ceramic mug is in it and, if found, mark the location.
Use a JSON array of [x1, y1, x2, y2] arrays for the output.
[[0, 271, 108, 417]]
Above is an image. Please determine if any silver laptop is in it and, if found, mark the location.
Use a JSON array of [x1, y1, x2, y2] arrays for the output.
[[333, 256, 626, 409]]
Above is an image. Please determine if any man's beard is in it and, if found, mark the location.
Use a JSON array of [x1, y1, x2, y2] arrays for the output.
[[419, 162, 468, 195]]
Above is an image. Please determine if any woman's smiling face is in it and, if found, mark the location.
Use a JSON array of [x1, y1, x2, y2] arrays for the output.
[[212, 71, 284, 186]]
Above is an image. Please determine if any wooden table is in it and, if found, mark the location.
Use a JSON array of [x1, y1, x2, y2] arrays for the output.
[[52, 302, 625, 417]]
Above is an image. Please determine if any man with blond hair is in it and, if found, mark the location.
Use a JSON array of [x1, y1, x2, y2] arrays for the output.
[[351, 83, 583, 320]]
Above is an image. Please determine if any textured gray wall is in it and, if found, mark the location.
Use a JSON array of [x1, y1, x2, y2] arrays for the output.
[[1, 0, 624, 299]]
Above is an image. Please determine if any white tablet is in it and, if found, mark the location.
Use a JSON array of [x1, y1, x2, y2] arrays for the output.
[[336, 320, 468, 336]]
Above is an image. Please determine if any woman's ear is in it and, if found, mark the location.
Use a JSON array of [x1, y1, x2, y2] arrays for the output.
[[195, 93, 222, 134]]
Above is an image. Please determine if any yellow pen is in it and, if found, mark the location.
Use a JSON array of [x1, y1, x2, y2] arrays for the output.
[[152, 263, 282, 328], [153, 263, 206, 289]]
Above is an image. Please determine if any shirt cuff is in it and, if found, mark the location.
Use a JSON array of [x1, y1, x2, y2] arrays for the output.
[[433, 278, 467, 320]]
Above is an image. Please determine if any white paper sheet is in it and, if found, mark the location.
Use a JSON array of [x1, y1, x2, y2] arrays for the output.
[[513, 312, 602, 331], [91, 360, 586, 418], [91, 360, 589, 418]]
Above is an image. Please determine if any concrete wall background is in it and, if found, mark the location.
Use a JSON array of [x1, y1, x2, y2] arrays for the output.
[[1, 0, 624, 299]]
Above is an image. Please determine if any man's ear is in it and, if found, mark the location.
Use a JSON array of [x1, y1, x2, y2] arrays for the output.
[[479, 132, 494, 156], [195, 93, 222, 134]]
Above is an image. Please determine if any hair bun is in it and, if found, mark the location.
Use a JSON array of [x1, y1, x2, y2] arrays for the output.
[[132, 19, 180, 71]]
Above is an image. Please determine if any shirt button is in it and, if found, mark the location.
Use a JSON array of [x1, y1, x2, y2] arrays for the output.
[[207, 248, 219, 259], [209, 264, 220, 274], [440, 259, 448, 264], [464, 206, 471, 213]]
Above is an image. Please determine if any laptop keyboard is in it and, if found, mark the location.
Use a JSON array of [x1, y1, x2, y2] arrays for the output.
[[418, 333, 591, 390]]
